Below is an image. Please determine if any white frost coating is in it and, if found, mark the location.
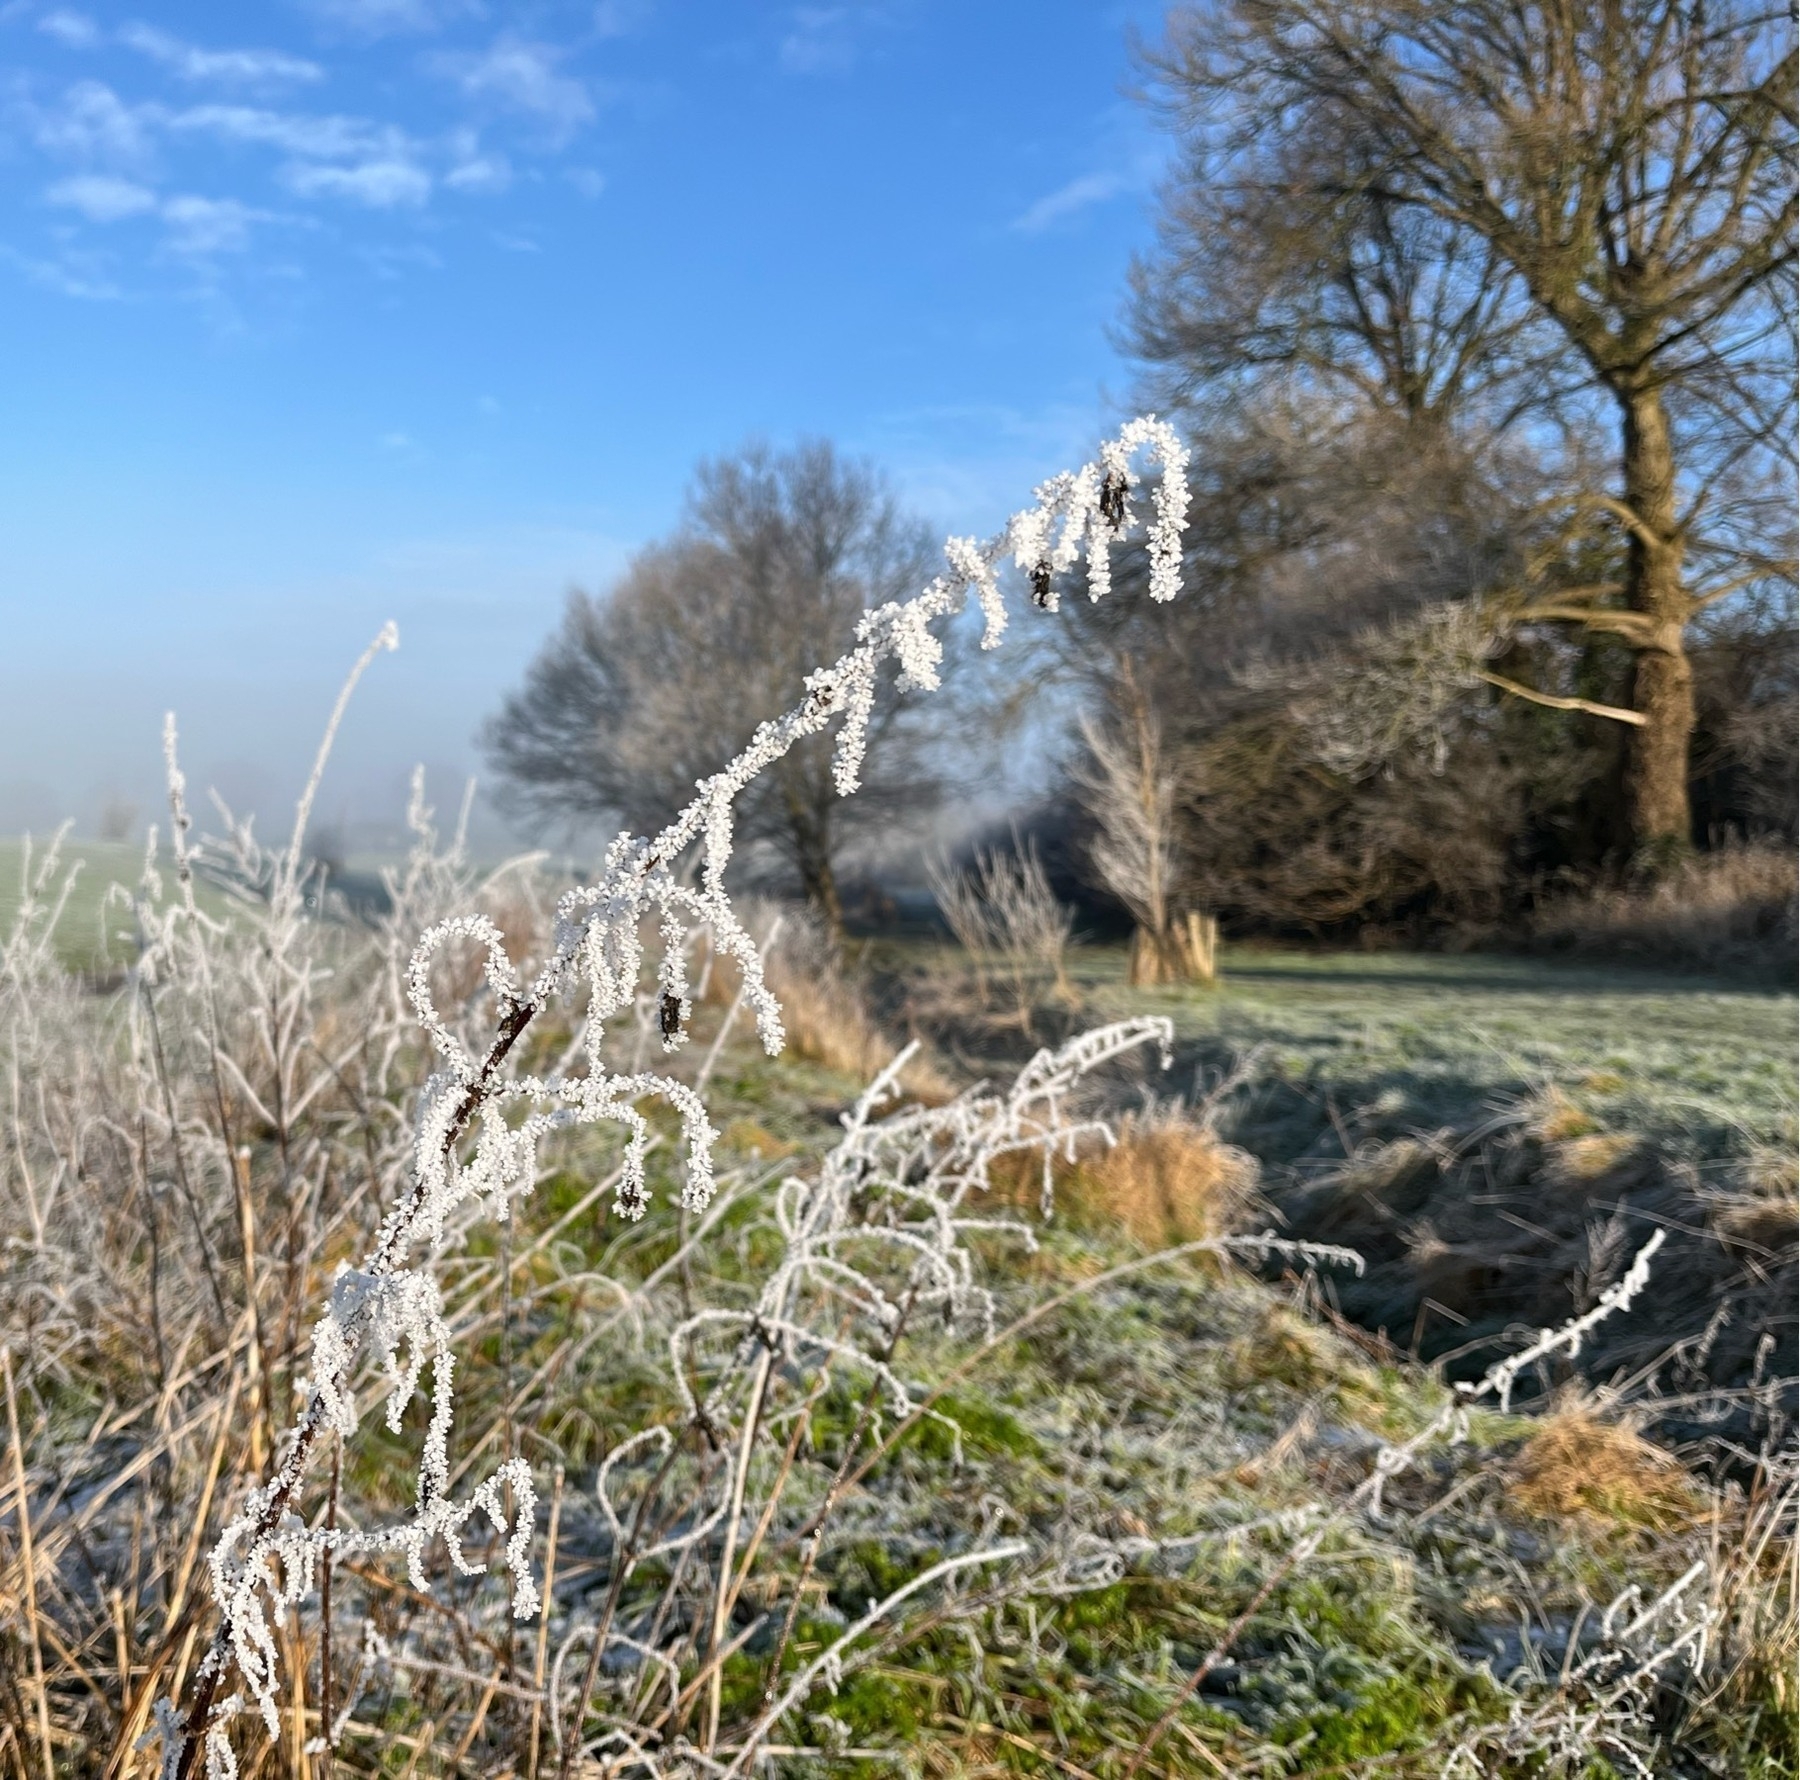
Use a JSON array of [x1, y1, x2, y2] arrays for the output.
[[1462, 1227, 1667, 1414], [177, 421, 1195, 1777], [1358, 1230, 1671, 1522]]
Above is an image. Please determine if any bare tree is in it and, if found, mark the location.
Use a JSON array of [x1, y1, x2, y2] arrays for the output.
[[484, 440, 940, 923], [1136, 0, 1797, 860], [1073, 669, 1217, 986]]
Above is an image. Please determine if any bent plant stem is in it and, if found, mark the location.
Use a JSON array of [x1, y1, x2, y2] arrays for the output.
[[1116, 1530, 1324, 1780], [839, 1237, 1296, 1499], [759, 1287, 923, 1714], [720, 1543, 1031, 1780], [170, 421, 1195, 1778], [170, 995, 541, 1780], [702, 1342, 774, 1753]]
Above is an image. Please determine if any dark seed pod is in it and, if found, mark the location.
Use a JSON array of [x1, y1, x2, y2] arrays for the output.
[[1030, 559, 1053, 608], [659, 991, 683, 1039], [1100, 470, 1127, 528]]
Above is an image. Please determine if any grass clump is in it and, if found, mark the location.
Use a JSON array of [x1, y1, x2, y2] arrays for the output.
[[1504, 1396, 1705, 1530]]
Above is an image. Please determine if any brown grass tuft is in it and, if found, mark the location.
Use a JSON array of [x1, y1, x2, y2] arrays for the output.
[[1530, 1087, 1599, 1143], [1078, 1117, 1258, 1248], [1707, 1145, 1799, 1250], [989, 1114, 1258, 1249], [1507, 1397, 1703, 1528], [1555, 1131, 1639, 1181], [719, 1118, 798, 1161]]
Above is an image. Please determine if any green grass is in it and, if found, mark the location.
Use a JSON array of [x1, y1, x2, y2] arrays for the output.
[[0, 835, 308, 973], [0, 837, 153, 972], [1078, 941, 1795, 1155]]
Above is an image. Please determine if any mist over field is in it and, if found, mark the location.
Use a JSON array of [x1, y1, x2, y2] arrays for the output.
[[1, 2, 1164, 853]]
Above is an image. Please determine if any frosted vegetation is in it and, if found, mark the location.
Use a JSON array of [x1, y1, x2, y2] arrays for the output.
[[0, 421, 1792, 1780]]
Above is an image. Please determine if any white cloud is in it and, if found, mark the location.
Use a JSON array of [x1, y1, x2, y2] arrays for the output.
[[446, 151, 511, 192], [283, 157, 431, 206], [1010, 170, 1126, 234], [43, 174, 276, 253], [45, 172, 157, 220], [119, 25, 324, 90], [37, 10, 100, 48], [360, 241, 443, 278], [32, 80, 155, 167], [592, 0, 652, 38], [160, 194, 271, 254], [779, 7, 854, 74], [0, 240, 122, 299], [566, 166, 606, 199], [168, 103, 399, 160], [778, 4, 893, 75], [443, 39, 594, 138], [304, 0, 473, 36]]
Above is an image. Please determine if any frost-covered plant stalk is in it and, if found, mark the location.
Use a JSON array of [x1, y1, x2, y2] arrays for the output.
[[164, 418, 1192, 1777], [926, 834, 1075, 1026]]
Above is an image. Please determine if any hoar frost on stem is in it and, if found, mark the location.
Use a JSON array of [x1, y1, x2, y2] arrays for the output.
[[167, 420, 1192, 1777]]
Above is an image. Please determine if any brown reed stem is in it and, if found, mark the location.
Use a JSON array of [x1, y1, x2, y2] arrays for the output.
[[3, 1352, 54, 1780]]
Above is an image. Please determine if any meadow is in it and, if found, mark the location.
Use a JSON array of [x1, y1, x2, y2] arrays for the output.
[[0, 429, 1792, 1780], [7, 827, 1791, 1777]]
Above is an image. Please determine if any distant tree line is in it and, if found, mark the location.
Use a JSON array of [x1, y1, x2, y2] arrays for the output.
[[484, 0, 1795, 946]]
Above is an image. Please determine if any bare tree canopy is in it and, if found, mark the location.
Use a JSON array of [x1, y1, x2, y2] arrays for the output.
[[484, 440, 940, 922], [1133, 0, 1798, 860]]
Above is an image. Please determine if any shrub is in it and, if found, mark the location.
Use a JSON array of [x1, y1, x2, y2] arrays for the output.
[[1528, 841, 1798, 976]]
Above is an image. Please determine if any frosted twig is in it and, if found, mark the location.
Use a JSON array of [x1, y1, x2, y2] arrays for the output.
[[166, 420, 1194, 1780]]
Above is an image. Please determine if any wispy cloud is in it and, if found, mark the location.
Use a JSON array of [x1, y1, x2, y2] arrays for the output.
[[167, 103, 403, 161], [445, 148, 511, 192], [46, 171, 157, 220], [439, 38, 595, 139], [592, 0, 653, 39], [1, 240, 122, 298], [303, 0, 474, 38], [283, 157, 430, 207], [160, 193, 275, 254], [119, 25, 324, 90], [779, 7, 859, 75], [359, 241, 443, 279], [37, 9, 100, 49], [44, 174, 280, 254], [9, 4, 620, 303], [1010, 170, 1127, 234], [30, 80, 156, 168]]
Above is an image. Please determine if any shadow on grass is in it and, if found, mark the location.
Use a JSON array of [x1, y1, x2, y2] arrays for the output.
[[1162, 1036, 1797, 1451]]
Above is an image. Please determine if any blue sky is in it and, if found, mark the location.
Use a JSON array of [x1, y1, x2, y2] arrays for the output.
[[0, 0, 1170, 849]]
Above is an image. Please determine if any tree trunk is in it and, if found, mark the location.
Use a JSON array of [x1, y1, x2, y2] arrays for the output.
[[799, 847, 843, 932], [1618, 388, 1695, 863], [783, 779, 844, 931], [1127, 912, 1218, 987]]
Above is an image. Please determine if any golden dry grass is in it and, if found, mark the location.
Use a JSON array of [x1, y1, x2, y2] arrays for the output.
[[1077, 1118, 1257, 1248], [1554, 1131, 1640, 1182], [764, 949, 954, 1101], [700, 916, 955, 1101], [1506, 1398, 1704, 1529], [988, 1116, 1257, 1250]]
